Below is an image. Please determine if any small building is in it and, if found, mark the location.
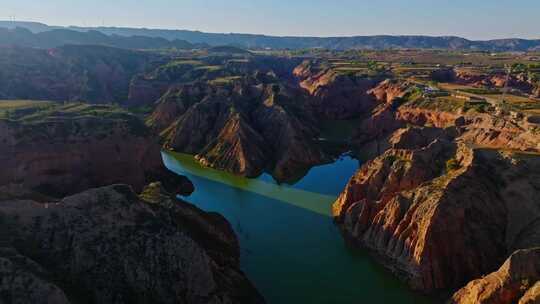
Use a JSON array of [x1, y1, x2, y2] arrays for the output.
[[420, 84, 450, 98]]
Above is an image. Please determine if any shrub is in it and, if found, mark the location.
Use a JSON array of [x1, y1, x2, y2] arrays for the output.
[[520, 278, 530, 292], [445, 158, 460, 172]]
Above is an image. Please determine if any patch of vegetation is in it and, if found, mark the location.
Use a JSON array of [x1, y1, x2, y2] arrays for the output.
[[195, 65, 223, 72], [0, 100, 56, 119], [461, 88, 501, 95], [445, 158, 460, 173], [164, 60, 203, 67], [209, 76, 242, 85], [2, 101, 150, 138], [128, 105, 154, 115], [464, 100, 490, 113], [406, 96, 465, 113], [520, 278, 531, 292], [403, 86, 423, 102]]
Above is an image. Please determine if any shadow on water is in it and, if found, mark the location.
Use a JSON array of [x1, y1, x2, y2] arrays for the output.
[[162, 152, 432, 304]]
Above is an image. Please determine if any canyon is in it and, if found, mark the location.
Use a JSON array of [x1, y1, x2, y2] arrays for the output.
[[1, 45, 540, 303]]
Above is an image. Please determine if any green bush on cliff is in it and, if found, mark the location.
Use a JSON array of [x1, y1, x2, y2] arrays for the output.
[[403, 86, 423, 102], [520, 278, 530, 292], [445, 158, 460, 173]]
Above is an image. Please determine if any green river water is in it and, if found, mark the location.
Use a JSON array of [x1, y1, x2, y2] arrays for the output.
[[162, 152, 432, 304]]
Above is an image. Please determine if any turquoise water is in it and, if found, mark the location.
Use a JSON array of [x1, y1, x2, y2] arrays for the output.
[[163, 152, 431, 304]]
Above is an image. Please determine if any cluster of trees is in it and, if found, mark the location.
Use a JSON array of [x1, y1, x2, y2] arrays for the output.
[[367, 60, 390, 75], [510, 63, 540, 86]]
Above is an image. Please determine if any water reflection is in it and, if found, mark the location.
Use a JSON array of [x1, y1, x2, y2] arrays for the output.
[[163, 151, 431, 304]]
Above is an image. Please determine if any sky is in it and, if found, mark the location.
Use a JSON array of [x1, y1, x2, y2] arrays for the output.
[[1, 0, 539, 40]]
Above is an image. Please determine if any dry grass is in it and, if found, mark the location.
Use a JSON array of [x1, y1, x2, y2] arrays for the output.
[[209, 76, 242, 85], [439, 83, 480, 91], [0, 100, 54, 110]]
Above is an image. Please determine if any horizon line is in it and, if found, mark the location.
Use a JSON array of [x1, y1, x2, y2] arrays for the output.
[[2, 19, 540, 42]]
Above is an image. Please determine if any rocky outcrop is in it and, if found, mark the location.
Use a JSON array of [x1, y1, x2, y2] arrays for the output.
[[451, 68, 538, 96], [0, 45, 156, 104], [352, 79, 540, 158], [0, 104, 192, 197], [450, 248, 540, 304], [252, 90, 325, 180], [196, 112, 269, 177], [351, 80, 409, 158], [294, 60, 379, 119], [454, 69, 486, 85], [368, 79, 409, 104], [0, 183, 264, 304], [157, 81, 326, 180], [147, 84, 209, 131], [334, 131, 540, 293], [458, 112, 540, 152], [0, 248, 71, 304], [533, 87, 540, 98], [397, 107, 460, 128], [338, 78, 540, 297]]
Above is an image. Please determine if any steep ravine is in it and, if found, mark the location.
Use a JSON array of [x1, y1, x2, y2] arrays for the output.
[[150, 59, 385, 182], [333, 79, 540, 301], [152, 81, 328, 182]]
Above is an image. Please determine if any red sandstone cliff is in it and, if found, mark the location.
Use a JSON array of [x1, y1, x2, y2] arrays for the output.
[[293, 60, 379, 119], [156, 82, 326, 181], [450, 248, 540, 304], [334, 136, 540, 293], [0, 105, 192, 197]]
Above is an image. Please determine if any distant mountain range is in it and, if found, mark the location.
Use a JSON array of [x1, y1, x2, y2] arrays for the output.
[[1, 20, 540, 51], [0, 25, 195, 50]]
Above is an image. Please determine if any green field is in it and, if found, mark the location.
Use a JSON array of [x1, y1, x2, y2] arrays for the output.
[[0, 100, 131, 122], [209, 76, 242, 85], [0, 100, 56, 119]]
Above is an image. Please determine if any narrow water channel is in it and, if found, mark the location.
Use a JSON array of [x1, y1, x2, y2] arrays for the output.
[[163, 152, 431, 304]]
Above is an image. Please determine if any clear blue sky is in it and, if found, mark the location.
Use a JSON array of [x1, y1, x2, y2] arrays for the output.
[[2, 0, 539, 40]]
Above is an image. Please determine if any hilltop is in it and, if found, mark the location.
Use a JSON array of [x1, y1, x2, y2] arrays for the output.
[[1, 20, 540, 51], [0, 26, 195, 49]]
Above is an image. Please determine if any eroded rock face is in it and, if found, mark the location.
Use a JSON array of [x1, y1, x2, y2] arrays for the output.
[[458, 112, 540, 152], [351, 80, 413, 159], [149, 59, 395, 180], [156, 82, 326, 180], [294, 60, 379, 119], [147, 84, 210, 131], [339, 78, 540, 298], [397, 107, 460, 129], [450, 248, 540, 304], [0, 108, 192, 198], [0, 184, 264, 304], [196, 112, 269, 177], [352, 78, 540, 158], [334, 132, 540, 293], [452, 68, 537, 95], [0, 45, 156, 104]]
